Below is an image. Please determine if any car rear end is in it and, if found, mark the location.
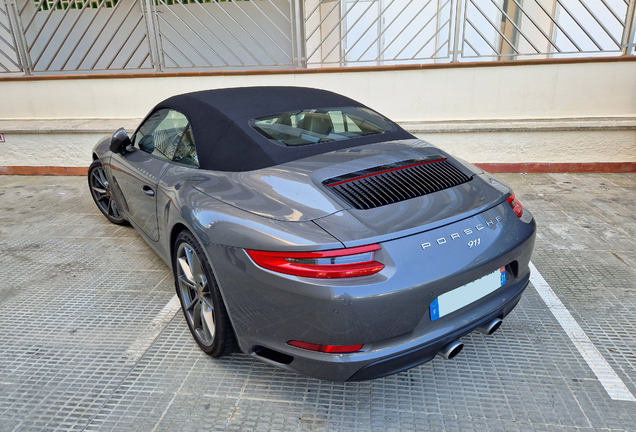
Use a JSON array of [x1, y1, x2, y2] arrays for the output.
[[199, 142, 536, 381]]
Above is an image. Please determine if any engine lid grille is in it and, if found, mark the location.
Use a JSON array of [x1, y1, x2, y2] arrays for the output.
[[323, 157, 472, 210]]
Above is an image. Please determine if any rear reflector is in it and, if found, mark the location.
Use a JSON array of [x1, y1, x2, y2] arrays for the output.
[[287, 340, 364, 353], [506, 193, 523, 218], [245, 244, 384, 278]]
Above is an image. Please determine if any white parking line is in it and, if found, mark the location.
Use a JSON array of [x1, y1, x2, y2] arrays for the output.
[[529, 262, 635, 402], [121, 294, 181, 364]]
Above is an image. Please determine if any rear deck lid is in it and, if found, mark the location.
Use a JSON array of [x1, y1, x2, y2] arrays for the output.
[[189, 140, 506, 231], [311, 144, 507, 246]]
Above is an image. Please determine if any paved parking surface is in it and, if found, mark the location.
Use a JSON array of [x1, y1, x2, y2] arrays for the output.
[[0, 173, 635, 432]]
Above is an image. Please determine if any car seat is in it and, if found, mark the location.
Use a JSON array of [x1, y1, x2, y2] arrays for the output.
[[138, 135, 156, 153], [297, 113, 333, 136]]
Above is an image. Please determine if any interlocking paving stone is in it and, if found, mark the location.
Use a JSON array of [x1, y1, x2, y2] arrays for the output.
[[0, 173, 635, 431]]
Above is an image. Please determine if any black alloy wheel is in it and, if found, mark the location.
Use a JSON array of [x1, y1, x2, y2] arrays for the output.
[[88, 160, 126, 225], [173, 230, 236, 357]]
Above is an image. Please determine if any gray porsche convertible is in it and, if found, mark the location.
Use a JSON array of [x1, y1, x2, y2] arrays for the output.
[[88, 87, 535, 381]]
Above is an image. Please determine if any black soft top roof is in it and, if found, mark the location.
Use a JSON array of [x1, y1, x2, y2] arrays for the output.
[[153, 86, 413, 172]]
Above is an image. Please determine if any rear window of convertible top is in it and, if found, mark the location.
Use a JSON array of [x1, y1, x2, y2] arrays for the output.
[[250, 107, 395, 147]]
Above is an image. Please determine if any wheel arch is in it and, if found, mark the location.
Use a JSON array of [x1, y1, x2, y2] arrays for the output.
[[169, 222, 190, 268], [168, 221, 221, 281]]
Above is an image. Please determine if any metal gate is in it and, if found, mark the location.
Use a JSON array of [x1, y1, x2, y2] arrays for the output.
[[1, 0, 22, 72], [1, 0, 635, 75], [10, 0, 154, 74], [304, 0, 456, 66], [458, 0, 635, 61], [149, 0, 298, 70]]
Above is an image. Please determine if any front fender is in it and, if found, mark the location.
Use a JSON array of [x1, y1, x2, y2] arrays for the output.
[[92, 135, 112, 159]]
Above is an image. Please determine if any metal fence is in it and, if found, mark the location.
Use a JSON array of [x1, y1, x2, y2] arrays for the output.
[[1, 0, 635, 75]]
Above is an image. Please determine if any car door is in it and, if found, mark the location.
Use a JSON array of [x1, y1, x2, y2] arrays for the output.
[[110, 109, 190, 241]]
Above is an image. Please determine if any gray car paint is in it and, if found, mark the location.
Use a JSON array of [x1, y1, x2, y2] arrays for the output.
[[109, 147, 170, 241], [92, 133, 536, 382]]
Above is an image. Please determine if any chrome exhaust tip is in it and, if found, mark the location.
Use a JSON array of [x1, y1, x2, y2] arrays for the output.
[[436, 340, 464, 360], [476, 318, 503, 335]]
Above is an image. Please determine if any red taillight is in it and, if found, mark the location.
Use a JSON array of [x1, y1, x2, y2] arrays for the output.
[[507, 193, 523, 218], [287, 340, 364, 353], [245, 244, 384, 278]]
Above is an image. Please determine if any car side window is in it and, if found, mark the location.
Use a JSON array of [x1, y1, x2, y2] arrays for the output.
[[172, 124, 199, 168], [134, 109, 193, 163]]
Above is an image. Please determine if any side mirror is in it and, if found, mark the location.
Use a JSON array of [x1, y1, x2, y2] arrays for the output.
[[110, 128, 132, 154]]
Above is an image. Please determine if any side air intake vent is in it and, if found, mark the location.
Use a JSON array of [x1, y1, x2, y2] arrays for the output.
[[323, 157, 471, 210]]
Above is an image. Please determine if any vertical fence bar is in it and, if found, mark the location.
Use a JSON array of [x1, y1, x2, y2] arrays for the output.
[[451, 0, 462, 61], [141, 0, 163, 71], [622, 0, 636, 55], [4, 0, 30, 74], [292, 0, 305, 67]]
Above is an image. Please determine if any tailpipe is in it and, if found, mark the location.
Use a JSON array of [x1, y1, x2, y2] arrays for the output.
[[475, 318, 502, 335], [436, 340, 464, 360]]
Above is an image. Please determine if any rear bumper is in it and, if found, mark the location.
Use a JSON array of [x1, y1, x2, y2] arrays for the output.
[[242, 272, 528, 382], [205, 203, 536, 381]]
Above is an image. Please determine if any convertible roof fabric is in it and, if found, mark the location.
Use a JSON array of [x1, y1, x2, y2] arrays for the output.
[[153, 86, 413, 172]]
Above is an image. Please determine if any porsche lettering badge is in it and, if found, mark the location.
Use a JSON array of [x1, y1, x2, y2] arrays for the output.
[[421, 216, 502, 250]]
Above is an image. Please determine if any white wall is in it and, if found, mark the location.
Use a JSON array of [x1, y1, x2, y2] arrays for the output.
[[414, 129, 636, 164], [0, 59, 634, 167]]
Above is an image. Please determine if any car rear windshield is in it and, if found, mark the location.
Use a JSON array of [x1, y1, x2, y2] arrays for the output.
[[250, 107, 395, 147]]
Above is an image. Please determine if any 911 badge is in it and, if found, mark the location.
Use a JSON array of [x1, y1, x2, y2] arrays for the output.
[[421, 216, 502, 251], [468, 238, 481, 248]]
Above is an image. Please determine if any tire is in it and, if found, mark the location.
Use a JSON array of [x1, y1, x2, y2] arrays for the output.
[[88, 160, 127, 225], [173, 230, 236, 357]]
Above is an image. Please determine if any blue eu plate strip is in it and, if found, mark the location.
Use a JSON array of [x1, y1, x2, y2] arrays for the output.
[[430, 298, 439, 321]]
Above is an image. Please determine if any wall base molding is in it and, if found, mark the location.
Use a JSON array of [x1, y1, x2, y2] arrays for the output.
[[475, 162, 636, 173], [0, 166, 88, 176], [402, 117, 636, 133], [2, 163, 634, 176]]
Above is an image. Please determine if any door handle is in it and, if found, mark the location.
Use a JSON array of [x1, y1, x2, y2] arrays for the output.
[[142, 185, 155, 197]]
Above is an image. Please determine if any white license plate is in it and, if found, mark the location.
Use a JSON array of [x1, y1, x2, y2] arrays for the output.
[[430, 267, 506, 321]]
